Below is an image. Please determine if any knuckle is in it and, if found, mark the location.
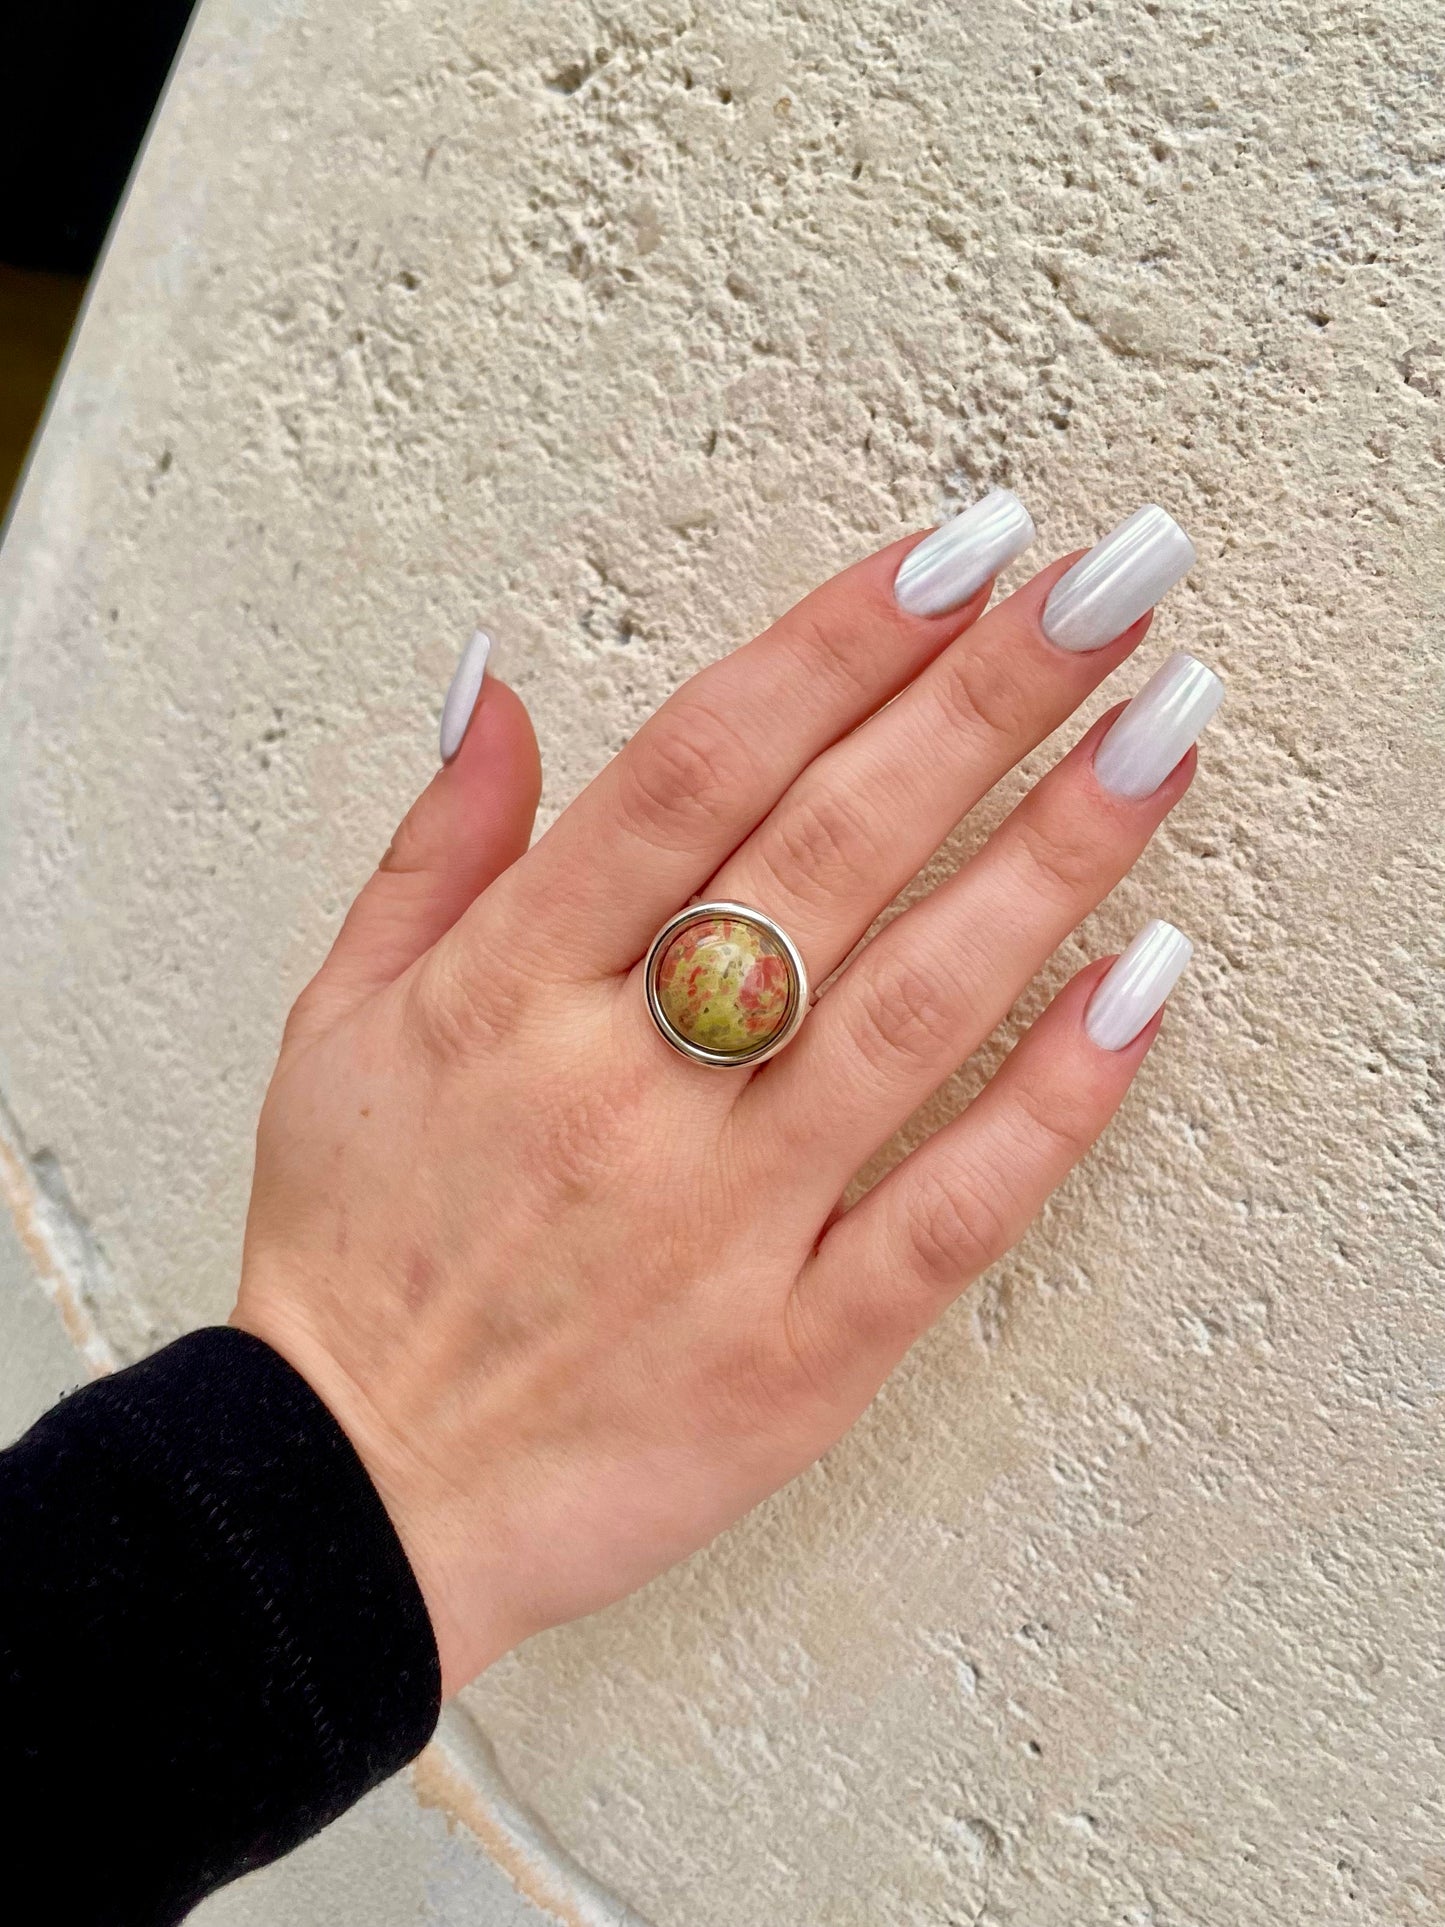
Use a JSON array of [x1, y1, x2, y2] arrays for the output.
[[846, 951, 961, 1079], [694, 1321, 802, 1431], [532, 1065, 651, 1203], [905, 1167, 1010, 1295], [614, 697, 756, 850], [1011, 1071, 1098, 1168], [377, 802, 429, 877], [930, 649, 1033, 747], [280, 976, 329, 1050], [775, 1290, 838, 1402], [762, 780, 880, 902], [408, 938, 528, 1059], [772, 604, 880, 711], [1009, 807, 1102, 907], [778, 1279, 889, 1404]]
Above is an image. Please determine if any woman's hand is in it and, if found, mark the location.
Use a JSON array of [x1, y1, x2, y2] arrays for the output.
[[233, 499, 1218, 1696]]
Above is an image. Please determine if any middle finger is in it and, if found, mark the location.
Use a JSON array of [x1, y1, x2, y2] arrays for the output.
[[703, 504, 1195, 987]]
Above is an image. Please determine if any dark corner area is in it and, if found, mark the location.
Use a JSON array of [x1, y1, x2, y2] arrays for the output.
[[1, 1, 196, 512]]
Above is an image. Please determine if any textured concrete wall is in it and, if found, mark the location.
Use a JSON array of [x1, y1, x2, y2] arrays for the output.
[[2, 1, 1442, 1922]]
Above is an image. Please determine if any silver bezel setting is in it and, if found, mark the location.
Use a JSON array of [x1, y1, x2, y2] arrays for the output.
[[643, 900, 810, 1069]]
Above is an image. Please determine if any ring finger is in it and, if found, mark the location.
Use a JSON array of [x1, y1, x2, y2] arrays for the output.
[[745, 673, 1220, 1175]]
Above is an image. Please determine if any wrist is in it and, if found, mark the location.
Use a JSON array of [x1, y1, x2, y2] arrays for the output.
[[228, 1297, 522, 1696]]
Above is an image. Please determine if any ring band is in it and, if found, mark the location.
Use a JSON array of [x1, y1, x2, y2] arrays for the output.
[[644, 901, 810, 1068]]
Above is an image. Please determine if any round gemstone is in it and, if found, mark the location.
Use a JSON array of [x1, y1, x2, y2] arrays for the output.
[[653, 913, 795, 1058]]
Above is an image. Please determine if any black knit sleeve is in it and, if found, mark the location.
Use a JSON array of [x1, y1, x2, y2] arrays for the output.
[[0, 1326, 441, 1925]]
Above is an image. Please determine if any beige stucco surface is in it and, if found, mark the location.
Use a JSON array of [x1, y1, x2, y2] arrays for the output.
[[2, 1, 1442, 1922]]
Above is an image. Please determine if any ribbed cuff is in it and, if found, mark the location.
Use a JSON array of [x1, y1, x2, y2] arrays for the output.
[[0, 1325, 441, 1924]]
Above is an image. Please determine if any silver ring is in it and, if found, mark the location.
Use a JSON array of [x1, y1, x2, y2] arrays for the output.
[[644, 901, 810, 1069]]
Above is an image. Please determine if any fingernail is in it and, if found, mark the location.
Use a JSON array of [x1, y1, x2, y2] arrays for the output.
[[439, 628, 493, 763], [1042, 504, 1195, 652], [1085, 919, 1193, 1051], [893, 488, 1037, 617], [1094, 651, 1224, 799]]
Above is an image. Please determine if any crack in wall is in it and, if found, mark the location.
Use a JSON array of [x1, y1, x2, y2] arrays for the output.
[[0, 1088, 119, 1377], [416, 1707, 656, 1927]]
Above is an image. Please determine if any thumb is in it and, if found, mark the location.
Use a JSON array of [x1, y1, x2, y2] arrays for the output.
[[295, 632, 542, 1036]]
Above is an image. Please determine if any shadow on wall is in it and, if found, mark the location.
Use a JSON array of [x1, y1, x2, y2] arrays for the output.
[[0, 0, 196, 515]]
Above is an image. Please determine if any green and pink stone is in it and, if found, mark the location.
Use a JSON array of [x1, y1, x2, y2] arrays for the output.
[[654, 913, 794, 1057]]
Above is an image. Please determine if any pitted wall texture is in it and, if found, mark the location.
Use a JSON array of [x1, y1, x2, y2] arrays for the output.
[[1, 2, 1441, 1923]]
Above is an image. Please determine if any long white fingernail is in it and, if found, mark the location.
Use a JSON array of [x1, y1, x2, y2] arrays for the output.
[[1042, 504, 1195, 652], [439, 628, 493, 763], [1094, 651, 1224, 799], [893, 488, 1037, 617], [1085, 919, 1193, 1051]]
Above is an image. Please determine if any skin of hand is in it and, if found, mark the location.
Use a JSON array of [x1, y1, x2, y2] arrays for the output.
[[233, 533, 1197, 1697]]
